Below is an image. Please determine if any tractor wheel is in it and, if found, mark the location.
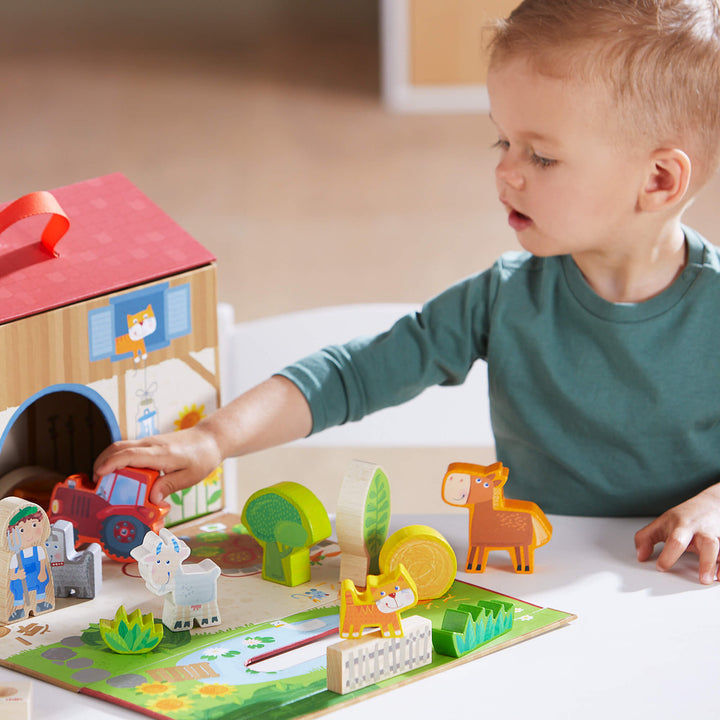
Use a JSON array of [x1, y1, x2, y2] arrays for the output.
[[101, 515, 149, 561]]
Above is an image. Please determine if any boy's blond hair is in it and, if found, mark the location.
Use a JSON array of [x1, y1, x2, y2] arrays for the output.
[[489, 0, 720, 188]]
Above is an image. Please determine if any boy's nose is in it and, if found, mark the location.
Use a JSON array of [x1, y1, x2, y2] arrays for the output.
[[495, 158, 525, 191]]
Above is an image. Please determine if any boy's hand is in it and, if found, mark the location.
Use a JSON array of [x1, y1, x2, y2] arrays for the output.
[[93, 377, 312, 506], [635, 483, 720, 584], [93, 426, 223, 505]]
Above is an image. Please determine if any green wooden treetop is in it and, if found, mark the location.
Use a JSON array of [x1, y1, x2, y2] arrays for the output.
[[241, 481, 331, 586]]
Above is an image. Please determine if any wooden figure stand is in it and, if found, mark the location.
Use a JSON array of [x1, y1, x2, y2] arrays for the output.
[[241, 481, 331, 587], [441, 461, 552, 573], [339, 563, 418, 639], [46, 519, 102, 599], [0, 497, 55, 623], [131, 528, 221, 631], [379, 524, 456, 601], [336, 460, 391, 587], [327, 615, 432, 695]]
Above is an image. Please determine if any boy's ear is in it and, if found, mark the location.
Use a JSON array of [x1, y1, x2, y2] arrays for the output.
[[638, 149, 692, 212]]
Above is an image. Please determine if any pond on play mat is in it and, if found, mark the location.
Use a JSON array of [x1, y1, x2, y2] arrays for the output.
[[179, 612, 340, 686]]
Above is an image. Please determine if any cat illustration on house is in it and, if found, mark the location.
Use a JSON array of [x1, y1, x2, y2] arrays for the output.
[[115, 304, 157, 363]]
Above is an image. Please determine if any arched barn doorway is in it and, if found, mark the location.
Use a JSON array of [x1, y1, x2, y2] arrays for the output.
[[0, 384, 121, 508]]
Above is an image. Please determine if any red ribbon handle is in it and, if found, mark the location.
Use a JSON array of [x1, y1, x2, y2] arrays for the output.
[[0, 190, 70, 257]]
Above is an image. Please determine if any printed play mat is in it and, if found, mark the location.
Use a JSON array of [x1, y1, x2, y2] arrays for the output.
[[0, 513, 575, 720]]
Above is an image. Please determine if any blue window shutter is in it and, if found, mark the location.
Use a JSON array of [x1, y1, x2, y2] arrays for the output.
[[166, 284, 192, 339], [88, 306, 114, 361]]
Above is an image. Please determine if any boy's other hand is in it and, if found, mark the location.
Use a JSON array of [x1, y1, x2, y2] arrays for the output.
[[93, 426, 223, 505], [635, 484, 720, 584]]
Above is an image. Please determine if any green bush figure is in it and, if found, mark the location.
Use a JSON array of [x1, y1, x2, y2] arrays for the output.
[[99, 606, 163, 654], [241, 481, 331, 586]]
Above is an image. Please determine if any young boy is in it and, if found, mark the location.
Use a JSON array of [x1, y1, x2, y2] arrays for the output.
[[94, 0, 720, 584]]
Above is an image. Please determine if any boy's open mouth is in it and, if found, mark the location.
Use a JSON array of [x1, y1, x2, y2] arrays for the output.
[[508, 208, 533, 231]]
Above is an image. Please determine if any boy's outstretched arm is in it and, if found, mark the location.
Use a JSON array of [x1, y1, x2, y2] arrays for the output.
[[93, 375, 313, 505], [634, 482, 720, 585]]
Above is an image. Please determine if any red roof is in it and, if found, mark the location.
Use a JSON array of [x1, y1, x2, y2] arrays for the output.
[[0, 173, 215, 325]]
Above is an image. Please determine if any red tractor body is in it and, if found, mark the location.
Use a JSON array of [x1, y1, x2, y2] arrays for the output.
[[49, 466, 168, 562]]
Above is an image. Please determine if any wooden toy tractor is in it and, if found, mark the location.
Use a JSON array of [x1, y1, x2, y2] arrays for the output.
[[49, 466, 168, 562]]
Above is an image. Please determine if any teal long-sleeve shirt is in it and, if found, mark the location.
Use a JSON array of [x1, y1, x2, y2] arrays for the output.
[[279, 227, 720, 516]]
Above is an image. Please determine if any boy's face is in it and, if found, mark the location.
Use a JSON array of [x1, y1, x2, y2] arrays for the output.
[[487, 58, 650, 261]]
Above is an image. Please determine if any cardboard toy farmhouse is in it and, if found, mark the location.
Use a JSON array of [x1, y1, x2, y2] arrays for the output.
[[0, 173, 223, 526]]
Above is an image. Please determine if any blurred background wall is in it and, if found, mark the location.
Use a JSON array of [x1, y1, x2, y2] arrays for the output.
[[1, 0, 715, 321], [0, 1, 717, 513], [0, 0, 522, 324]]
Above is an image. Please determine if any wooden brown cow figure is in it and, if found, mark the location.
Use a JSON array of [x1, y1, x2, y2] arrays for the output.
[[442, 462, 552, 573]]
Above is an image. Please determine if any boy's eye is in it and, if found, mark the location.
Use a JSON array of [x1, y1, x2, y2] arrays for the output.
[[493, 138, 557, 169], [530, 152, 558, 169]]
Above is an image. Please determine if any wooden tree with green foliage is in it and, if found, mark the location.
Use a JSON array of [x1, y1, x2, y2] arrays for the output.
[[241, 481, 331, 586], [336, 461, 392, 585]]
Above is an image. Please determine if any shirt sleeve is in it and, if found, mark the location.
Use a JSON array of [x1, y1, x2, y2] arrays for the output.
[[277, 269, 496, 434]]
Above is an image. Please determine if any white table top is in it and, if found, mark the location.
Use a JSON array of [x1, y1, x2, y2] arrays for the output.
[[1, 513, 717, 720]]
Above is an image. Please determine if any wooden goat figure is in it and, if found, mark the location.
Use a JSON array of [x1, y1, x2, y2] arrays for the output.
[[442, 461, 552, 573], [131, 528, 221, 631]]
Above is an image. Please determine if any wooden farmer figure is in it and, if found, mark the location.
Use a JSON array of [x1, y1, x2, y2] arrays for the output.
[[0, 496, 55, 622]]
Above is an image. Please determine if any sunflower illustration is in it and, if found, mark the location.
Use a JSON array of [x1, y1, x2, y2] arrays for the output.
[[147, 695, 194, 713], [174, 403, 206, 431], [195, 683, 234, 698], [136, 682, 175, 696]]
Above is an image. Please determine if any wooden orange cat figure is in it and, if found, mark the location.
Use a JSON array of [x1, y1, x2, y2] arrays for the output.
[[114, 304, 157, 363], [339, 563, 418, 639]]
